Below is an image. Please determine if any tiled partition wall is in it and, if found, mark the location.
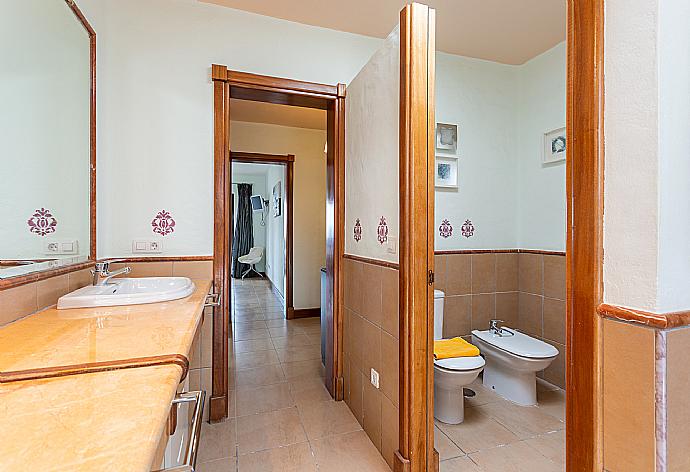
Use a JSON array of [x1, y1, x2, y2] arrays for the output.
[[342, 256, 399, 470], [434, 251, 566, 388]]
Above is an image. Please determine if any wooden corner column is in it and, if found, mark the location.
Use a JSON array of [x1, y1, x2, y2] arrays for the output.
[[210, 64, 230, 422], [397, 4, 436, 472]]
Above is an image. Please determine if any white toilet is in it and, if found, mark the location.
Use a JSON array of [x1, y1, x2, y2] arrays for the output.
[[471, 325, 558, 406], [433, 290, 485, 424]]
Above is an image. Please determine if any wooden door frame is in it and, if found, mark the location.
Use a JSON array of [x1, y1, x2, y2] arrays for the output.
[[399, 1, 605, 471], [211, 66, 347, 421], [230, 151, 295, 318]]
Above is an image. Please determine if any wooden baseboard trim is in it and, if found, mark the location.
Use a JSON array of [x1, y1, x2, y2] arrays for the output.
[[597, 303, 690, 330], [343, 253, 399, 270], [208, 395, 228, 423], [394, 451, 411, 472], [292, 308, 320, 319], [0, 354, 189, 384]]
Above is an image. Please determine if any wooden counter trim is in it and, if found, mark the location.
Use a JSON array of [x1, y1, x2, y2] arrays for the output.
[[434, 249, 565, 256], [0, 354, 189, 384], [597, 303, 690, 330], [0, 261, 94, 291], [109, 256, 214, 263], [343, 254, 399, 270]]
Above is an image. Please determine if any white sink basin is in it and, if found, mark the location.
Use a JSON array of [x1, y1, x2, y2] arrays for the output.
[[57, 277, 196, 309]]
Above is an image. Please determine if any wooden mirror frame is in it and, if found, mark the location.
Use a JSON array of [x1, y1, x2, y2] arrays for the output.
[[0, 0, 96, 291]]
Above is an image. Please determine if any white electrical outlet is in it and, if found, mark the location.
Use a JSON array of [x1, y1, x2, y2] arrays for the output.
[[132, 240, 162, 254], [386, 237, 398, 255], [370, 368, 380, 389], [44, 240, 79, 255]]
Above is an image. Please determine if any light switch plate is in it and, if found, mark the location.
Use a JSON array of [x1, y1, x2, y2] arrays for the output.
[[370, 368, 380, 389], [132, 240, 162, 254], [386, 237, 397, 255]]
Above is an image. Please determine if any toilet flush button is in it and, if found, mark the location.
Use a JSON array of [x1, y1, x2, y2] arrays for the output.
[[370, 368, 380, 389]]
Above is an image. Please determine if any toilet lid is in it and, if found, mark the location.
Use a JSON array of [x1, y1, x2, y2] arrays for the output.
[[471, 328, 559, 359], [434, 355, 485, 371]]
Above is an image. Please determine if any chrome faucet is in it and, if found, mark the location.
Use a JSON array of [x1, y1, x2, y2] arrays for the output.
[[91, 260, 131, 286], [489, 319, 504, 336]]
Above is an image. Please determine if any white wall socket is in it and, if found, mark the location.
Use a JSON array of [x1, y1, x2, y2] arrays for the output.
[[370, 368, 380, 389], [132, 240, 162, 254], [44, 240, 79, 255]]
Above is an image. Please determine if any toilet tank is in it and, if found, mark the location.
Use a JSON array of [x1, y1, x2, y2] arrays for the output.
[[434, 289, 445, 340]]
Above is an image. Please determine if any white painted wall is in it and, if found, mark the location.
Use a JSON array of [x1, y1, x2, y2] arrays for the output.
[[433, 43, 566, 252], [265, 165, 286, 298], [230, 121, 326, 310], [0, 0, 91, 260], [345, 27, 400, 263], [76, 0, 381, 259], [231, 171, 267, 273]]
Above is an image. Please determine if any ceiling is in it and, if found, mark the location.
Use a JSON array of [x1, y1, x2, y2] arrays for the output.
[[230, 99, 327, 130], [200, 0, 566, 65]]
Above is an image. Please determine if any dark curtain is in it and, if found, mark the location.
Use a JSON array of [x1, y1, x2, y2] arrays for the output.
[[232, 183, 254, 278]]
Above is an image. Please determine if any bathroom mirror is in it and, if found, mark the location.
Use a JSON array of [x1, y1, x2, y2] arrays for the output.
[[0, 0, 95, 282]]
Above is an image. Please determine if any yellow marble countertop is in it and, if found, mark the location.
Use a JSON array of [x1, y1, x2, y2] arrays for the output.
[[0, 280, 212, 471]]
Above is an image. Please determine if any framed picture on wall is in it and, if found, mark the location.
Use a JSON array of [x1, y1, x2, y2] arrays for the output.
[[436, 123, 458, 154], [435, 155, 458, 189], [543, 127, 566, 164], [272, 181, 281, 217]]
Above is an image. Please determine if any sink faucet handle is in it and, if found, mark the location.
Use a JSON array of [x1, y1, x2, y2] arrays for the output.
[[489, 319, 504, 332]]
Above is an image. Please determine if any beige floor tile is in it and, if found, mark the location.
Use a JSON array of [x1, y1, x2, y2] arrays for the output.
[[236, 407, 307, 455], [311, 430, 391, 472], [271, 334, 313, 349], [237, 442, 317, 472], [523, 430, 565, 468], [435, 426, 464, 460], [474, 400, 564, 440], [235, 364, 286, 388], [233, 338, 276, 353], [536, 389, 565, 422], [268, 326, 304, 338], [436, 407, 520, 454], [197, 419, 237, 462], [276, 344, 321, 363], [234, 312, 267, 322], [304, 332, 323, 345], [298, 400, 362, 440], [464, 377, 503, 407], [196, 457, 237, 472], [265, 319, 289, 328], [234, 350, 280, 370], [236, 383, 295, 416], [440, 456, 482, 472], [233, 328, 270, 342], [281, 359, 325, 381], [469, 440, 561, 472], [289, 377, 333, 406]]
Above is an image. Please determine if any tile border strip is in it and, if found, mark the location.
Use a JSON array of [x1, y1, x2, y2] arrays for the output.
[[598, 303, 690, 330]]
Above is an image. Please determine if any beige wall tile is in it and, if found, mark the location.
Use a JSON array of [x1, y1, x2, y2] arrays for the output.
[[344, 258, 363, 314], [445, 255, 471, 296], [496, 253, 518, 292], [361, 318, 382, 380], [348, 368, 364, 424], [363, 381, 382, 452], [667, 327, 690, 472], [68, 268, 93, 291], [602, 319, 656, 472], [0, 282, 38, 327], [381, 394, 398, 469], [471, 293, 496, 332], [434, 255, 447, 293], [380, 330, 399, 407], [36, 274, 69, 310], [111, 261, 173, 277], [543, 298, 566, 345], [495, 292, 519, 327], [361, 263, 383, 327], [349, 312, 365, 373], [518, 253, 543, 295], [543, 255, 566, 300], [471, 253, 496, 294], [542, 342, 565, 389], [380, 267, 399, 338], [443, 295, 471, 338], [518, 293, 543, 338], [172, 260, 213, 279]]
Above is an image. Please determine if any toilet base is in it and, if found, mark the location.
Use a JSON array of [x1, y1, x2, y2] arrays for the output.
[[434, 385, 465, 424], [482, 358, 537, 406]]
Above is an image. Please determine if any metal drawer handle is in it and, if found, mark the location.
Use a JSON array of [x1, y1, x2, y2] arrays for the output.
[[154, 390, 206, 472], [204, 290, 222, 308]]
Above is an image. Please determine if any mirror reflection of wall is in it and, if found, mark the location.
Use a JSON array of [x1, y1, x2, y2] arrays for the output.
[[0, 0, 92, 274]]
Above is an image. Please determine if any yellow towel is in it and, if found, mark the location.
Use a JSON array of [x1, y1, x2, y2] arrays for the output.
[[434, 337, 480, 360]]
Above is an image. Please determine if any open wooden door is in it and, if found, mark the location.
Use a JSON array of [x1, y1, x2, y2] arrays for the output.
[[342, 3, 435, 471]]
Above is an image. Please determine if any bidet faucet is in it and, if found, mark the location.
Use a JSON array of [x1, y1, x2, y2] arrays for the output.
[[91, 259, 131, 286], [489, 319, 504, 335]]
